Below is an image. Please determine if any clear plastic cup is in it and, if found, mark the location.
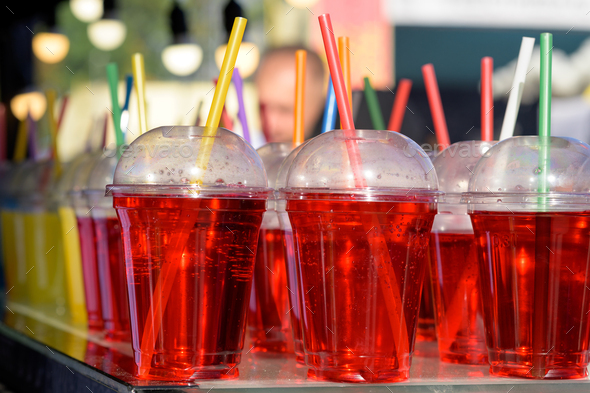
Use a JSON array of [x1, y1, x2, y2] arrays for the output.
[[54, 154, 92, 326], [1, 162, 31, 305], [85, 152, 131, 341], [109, 126, 272, 381], [248, 142, 295, 353], [71, 151, 105, 331], [283, 129, 439, 383], [429, 140, 494, 364], [465, 136, 590, 379], [276, 142, 308, 364]]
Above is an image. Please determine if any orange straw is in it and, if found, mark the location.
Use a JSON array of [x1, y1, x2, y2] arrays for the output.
[[338, 37, 353, 115], [481, 57, 494, 141], [421, 64, 451, 151], [293, 50, 306, 146], [387, 79, 412, 132], [318, 13, 409, 368]]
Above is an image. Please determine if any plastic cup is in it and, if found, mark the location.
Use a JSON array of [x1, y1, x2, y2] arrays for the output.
[[86, 152, 131, 341], [1, 162, 30, 305], [429, 140, 494, 364], [248, 142, 295, 353], [71, 151, 105, 331], [54, 154, 92, 326], [416, 149, 437, 342], [465, 136, 590, 379], [109, 126, 271, 381], [276, 142, 308, 364], [20, 161, 68, 318], [283, 129, 439, 383]]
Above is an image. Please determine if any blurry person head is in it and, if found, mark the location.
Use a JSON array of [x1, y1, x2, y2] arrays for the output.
[[256, 46, 326, 143]]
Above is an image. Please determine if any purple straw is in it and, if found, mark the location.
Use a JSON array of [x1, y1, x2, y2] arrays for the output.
[[232, 68, 251, 144]]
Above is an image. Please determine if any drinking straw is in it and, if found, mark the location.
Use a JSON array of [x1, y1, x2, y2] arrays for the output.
[[232, 68, 251, 143], [132, 53, 148, 135], [499, 37, 535, 141], [0, 103, 6, 161], [120, 74, 133, 135], [422, 64, 451, 151], [106, 64, 125, 157], [46, 89, 62, 177], [220, 105, 233, 130], [363, 76, 385, 130], [338, 37, 353, 114], [56, 95, 69, 133], [387, 79, 412, 132], [533, 32, 552, 379], [27, 114, 37, 160], [293, 50, 306, 146], [481, 57, 494, 142], [321, 77, 337, 133], [319, 13, 409, 367], [101, 112, 109, 148], [13, 117, 28, 162], [193, 17, 247, 184], [137, 17, 247, 378]]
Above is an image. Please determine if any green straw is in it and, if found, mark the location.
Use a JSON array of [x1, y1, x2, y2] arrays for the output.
[[106, 63, 125, 156], [363, 77, 385, 130], [532, 32, 552, 379]]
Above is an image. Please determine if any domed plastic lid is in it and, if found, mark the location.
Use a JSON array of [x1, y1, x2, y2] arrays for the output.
[[54, 154, 92, 198], [109, 126, 271, 198], [87, 151, 117, 192], [71, 151, 105, 193], [257, 142, 294, 190], [433, 140, 496, 200], [466, 136, 590, 211], [277, 142, 308, 190], [283, 129, 438, 200]]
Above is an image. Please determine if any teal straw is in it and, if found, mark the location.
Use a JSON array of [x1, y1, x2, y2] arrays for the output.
[[363, 77, 385, 130], [106, 63, 125, 157]]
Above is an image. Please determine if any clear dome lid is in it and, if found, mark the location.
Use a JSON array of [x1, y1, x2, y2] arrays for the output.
[[109, 126, 271, 198], [277, 142, 308, 190], [87, 151, 117, 192], [433, 140, 496, 196], [256, 142, 294, 190], [283, 129, 439, 200], [466, 136, 590, 210], [71, 151, 105, 194], [54, 154, 92, 199]]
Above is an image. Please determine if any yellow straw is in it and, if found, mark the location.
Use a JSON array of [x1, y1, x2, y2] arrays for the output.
[[46, 90, 62, 177], [132, 53, 148, 135], [192, 17, 247, 184], [13, 118, 28, 162]]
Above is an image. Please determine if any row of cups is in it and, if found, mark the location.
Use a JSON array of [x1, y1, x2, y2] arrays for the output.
[[4, 125, 590, 383]]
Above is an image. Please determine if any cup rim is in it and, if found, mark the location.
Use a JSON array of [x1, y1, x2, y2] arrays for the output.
[[280, 187, 441, 203], [107, 184, 273, 199]]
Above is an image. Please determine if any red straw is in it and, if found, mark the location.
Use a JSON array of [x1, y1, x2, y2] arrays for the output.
[[57, 95, 69, 133], [102, 112, 109, 148], [387, 79, 412, 132], [481, 57, 494, 141], [421, 64, 451, 151]]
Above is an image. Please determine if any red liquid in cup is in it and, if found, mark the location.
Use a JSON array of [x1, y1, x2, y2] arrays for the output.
[[283, 227, 306, 363], [416, 262, 436, 341], [94, 215, 131, 341], [77, 216, 103, 331], [430, 231, 487, 364], [114, 195, 265, 381], [471, 211, 590, 379], [287, 194, 436, 383], [248, 227, 293, 352]]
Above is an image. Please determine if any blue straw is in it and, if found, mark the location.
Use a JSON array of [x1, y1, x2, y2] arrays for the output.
[[321, 76, 337, 133]]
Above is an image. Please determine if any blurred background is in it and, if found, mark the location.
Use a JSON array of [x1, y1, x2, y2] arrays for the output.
[[2, 0, 590, 162]]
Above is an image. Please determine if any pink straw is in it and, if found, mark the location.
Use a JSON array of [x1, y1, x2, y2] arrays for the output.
[[481, 57, 494, 141]]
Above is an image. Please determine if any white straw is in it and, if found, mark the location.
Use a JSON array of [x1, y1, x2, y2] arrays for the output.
[[499, 37, 535, 141]]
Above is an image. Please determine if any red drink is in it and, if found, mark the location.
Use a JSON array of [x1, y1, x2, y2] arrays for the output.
[[287, 193, 436, 383], [416, 262, 436, 341], [429, 231, 487, 364], [248, 227, 293, 352], [77, 216, 103, 331], [113, 195, 265, 381], [283, 227, 306, 363], [94, 215, 131, 341], [471, 211, 590, 379]]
